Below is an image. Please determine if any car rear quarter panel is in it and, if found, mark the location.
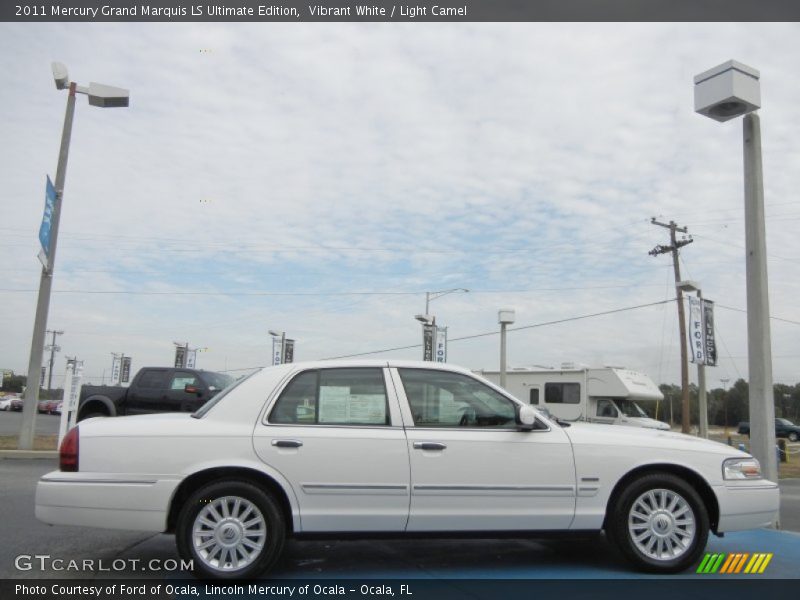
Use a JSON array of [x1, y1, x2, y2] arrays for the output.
[[39, 367, 303, 532]]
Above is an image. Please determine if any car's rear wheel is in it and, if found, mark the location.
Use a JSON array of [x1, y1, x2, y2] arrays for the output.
[[607, 473, 709, 573], [176, 480, 285, 580], [789, 432, 799, 443]]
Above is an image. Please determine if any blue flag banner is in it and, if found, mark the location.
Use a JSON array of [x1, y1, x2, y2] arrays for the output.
[[38, 176, 57, 269]]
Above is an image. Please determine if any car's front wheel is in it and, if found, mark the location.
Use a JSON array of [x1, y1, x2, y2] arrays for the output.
[[788, 432, 799, 443], [176, 480, 285, 579], [607, 473, 709, 573]]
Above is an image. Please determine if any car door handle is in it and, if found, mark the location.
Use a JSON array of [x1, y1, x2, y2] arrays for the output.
[[271, 439, 303, 448], [413, 442, 447, 451]]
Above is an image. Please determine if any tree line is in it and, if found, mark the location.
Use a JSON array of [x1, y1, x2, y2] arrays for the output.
[[655, 380, 800, 427]]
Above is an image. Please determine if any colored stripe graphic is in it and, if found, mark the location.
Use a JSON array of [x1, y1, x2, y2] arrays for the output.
[[758, 553, 773, 573], [697, 552, 771, 574]]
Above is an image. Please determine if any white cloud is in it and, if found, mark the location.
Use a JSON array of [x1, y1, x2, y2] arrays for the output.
[[1, 22, 798, 389]]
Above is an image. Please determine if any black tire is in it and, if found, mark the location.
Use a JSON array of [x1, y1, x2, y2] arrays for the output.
[[606, 473, 709, 573], [176, 480, 285, 580], [788, 432, 799, 443]]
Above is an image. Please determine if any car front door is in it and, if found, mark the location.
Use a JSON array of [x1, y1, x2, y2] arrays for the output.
[[253, 366, 411, 532], [391, 367, 576, 532]]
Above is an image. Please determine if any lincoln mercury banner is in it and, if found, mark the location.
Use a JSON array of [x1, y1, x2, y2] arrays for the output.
[[422, 325, 435, 361], [121, 356, 132, 383], [284, 339, 295, 364], [703, 300, 717, 367], [174, 346, 186, 368], [688, 296, 717, 366]]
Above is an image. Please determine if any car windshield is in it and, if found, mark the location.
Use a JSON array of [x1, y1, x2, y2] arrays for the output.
[[200, 371, 235, 391], [777, 418, 794, 426], [615, 399, 648, 418], [192, 369, 260, 418]]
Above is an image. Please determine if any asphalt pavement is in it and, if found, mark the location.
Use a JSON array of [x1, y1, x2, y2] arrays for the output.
[[0, 409, 61, 436], [2, 458, 799, 581]]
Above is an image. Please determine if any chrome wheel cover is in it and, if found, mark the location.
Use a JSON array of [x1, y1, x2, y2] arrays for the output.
[[627, 488, 696, 561], [192, 495, 267, 571]]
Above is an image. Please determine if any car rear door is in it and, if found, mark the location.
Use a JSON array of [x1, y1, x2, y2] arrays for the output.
[[391, 367, 576, 532], [253, 366, 411, 532]]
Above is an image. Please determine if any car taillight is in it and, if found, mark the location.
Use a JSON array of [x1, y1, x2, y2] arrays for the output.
[[60, 427, 79, 472]]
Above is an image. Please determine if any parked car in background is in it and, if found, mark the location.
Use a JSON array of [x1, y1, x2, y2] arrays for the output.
[[737, 418, 800, 442], [10, 397, 23, 411], [53, 402, 63, 415], [0, 396, 13, 411], [38, 399, 59, 414], [77, 367, 234, 421], [37, 360, 779, 580]]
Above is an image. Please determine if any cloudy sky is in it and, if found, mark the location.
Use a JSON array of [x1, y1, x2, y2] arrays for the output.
[[0, 22, 798, 389]]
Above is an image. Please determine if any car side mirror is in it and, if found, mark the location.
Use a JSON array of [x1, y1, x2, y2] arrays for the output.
[[184, 384, 201, 396], [516, 405, 537, 431]]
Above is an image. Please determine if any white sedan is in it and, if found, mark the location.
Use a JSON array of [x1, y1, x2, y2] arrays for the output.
[[36, 361, 779, 579]]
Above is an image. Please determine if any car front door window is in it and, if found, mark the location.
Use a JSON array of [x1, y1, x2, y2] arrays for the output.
[[398, 368, 516, 428]]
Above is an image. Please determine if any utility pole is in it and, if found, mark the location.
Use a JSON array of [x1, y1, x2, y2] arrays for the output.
[[45, 329, 64, 390], [649, 219, 694, 434]]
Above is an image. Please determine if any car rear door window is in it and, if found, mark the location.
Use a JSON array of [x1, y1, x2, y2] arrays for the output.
[[269, 368, 390, 426]]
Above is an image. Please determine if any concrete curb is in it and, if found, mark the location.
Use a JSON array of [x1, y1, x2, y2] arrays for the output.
[[0, 450, 57, 459]]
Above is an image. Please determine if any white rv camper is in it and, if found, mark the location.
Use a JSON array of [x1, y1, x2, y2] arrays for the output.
[[476, 365, 670, 430]]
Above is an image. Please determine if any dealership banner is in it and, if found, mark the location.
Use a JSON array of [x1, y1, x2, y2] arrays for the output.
[[422, 324, 436, 361], [284, 339, 295, 364], [120, 356, 132, 382], [272, 338, 282, 366], [58, 359, 83, 445], [111, 356, 121, 384], [435, 327, 448, 363], [174, 346, 186, 368], [703, 300, 717, 367], [688, 296, 717, 366], [37, 176, 57, 271]]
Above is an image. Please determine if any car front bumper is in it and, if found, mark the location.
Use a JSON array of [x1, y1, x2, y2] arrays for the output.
[[715, 479, 780, 532]]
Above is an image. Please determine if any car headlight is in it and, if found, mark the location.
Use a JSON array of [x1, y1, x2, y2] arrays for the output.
[[723, 457, 762, 480]]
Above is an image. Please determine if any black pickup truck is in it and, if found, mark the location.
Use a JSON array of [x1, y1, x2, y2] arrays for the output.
[[737, 417, 800, 442], [78, 367, 235, 421]]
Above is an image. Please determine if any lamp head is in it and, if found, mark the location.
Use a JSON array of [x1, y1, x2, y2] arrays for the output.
[[694, 60, 760, 123], [52, 62, 69, 90], [676, 280, 701, 293], [498, 309, 516, 325], [87, 82, 130, 108]]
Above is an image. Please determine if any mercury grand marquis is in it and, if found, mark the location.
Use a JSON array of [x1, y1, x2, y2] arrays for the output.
[[36, 360, 779, 579]]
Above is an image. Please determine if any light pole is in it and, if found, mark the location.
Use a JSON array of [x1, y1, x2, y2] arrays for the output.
[[677, 281, 708, 438], [268, 330, 286, 365], [694, 60, 777, 485], [18, 63, 129, 450], [498, 309, 515, 389], [415, 288, 468, 362]]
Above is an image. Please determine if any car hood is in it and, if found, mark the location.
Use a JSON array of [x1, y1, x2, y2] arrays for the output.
[[627, 416, 671, 430], [561, 420, 748, 458]]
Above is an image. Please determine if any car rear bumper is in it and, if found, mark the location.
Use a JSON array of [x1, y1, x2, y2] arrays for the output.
[[35, 471, 177, 532], [715, 480, 780, 532]]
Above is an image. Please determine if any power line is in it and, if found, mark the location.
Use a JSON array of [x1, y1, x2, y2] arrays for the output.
[[321, 299, 675, 360], [0, 284, 670, 297]]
